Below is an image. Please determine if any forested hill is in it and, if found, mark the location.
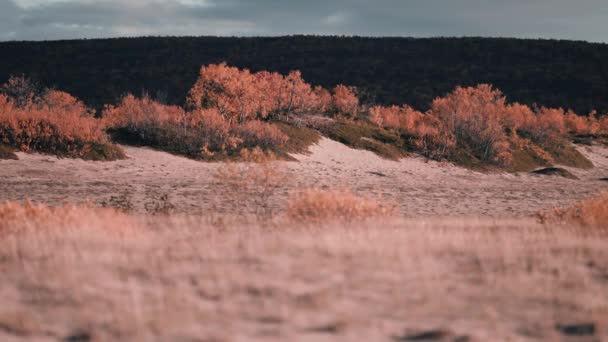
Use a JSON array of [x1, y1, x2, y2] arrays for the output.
[[1, 36, 607, 114]]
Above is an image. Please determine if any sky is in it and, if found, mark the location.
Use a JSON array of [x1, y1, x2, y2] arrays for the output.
[[0, 0, 607, 42]]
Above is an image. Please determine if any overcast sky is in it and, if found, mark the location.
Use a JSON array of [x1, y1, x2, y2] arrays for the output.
[[1, 0, 607, 42]]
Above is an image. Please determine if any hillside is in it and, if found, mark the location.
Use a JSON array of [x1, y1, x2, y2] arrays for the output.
[[1, 36, 607, 114]]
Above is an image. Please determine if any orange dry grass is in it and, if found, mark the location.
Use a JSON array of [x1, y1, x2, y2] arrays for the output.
[[0, 201, 138, 235], [287, 189, 395, 222], [538, 192, 608, 228]]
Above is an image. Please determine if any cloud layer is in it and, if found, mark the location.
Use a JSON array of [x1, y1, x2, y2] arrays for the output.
[[1, 0, 607, 42]]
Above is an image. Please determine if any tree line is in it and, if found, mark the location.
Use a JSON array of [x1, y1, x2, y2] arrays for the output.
[[0, 36, 607, 115]]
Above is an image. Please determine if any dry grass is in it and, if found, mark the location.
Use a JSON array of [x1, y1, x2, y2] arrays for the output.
[[214, 148, 288, 219], [0, 206, 606, 341], [287, 188, 395, 222], [0, 201, 139, 236], [538, 192, 608, 228]]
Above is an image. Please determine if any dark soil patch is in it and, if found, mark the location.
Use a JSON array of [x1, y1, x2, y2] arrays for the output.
[[531, 167, 579, 180], [0, 144, 18, 160], [555, 323, 595, 336]]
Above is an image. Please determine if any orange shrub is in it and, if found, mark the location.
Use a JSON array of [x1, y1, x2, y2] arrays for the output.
[[187, 64, 318, 121], [562, 110, 602, 135], [331, 85, 359, 117], [0, 85, 120, 159], [106, 94, 288, 159], [369, 105, 454, 157], [600, 115, 608, 132], [187, 63, 359, 121], [431, 84, 511, 163], [187, 63, 259, 123]]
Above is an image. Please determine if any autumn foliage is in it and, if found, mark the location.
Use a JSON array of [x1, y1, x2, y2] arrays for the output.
[[2, 66, 607, 166], [105, 94, 288, 159], [186, 63, 359, 121], [0, 76, 123, 160], [368, 84, 608, 166]]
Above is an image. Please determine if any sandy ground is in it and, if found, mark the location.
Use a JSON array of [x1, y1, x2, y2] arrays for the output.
[[1, 141, 608, 341], [1, 138, 607, 217]]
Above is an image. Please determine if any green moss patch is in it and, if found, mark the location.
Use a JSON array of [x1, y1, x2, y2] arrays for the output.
[[318, 120, 407, 160]]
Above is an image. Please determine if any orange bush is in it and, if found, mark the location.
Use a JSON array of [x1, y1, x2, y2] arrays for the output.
[[369, 105, 454, 157], [0, 81, 120, 159], [331, 85, 359, 117], [430, 84, 511, 163], [366, 84, 608, 166], [187, 63, 360, 121], [106, 94, 288, 158]]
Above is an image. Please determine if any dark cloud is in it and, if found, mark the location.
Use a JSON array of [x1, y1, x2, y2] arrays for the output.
[[0, 0, 606, 42]]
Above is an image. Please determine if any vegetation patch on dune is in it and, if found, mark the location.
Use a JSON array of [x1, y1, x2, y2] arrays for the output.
[[3, 65, 607, 167], [318, 120, 407, 160], [0, 76, 124, 161]]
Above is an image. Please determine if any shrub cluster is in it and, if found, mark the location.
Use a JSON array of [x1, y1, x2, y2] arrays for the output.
[[3, 66, 607, 165], [367, 84, 608, 166], [105, 95, 288, 159], [186, 63, 359, 121], [0, 76, 123, 160]]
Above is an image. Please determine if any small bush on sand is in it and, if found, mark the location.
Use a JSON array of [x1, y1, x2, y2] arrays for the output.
[[537, 192, 608, 228], [0, 76, 124, 160], [369, 105, 454, 158], [287, 189, 395, 222]]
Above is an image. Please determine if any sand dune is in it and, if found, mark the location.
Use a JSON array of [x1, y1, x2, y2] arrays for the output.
[[1, 138, 607, 217]]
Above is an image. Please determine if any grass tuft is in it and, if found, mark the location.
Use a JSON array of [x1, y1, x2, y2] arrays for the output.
[[537, 192, 608, 228], [287, 188, 395, 222]]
